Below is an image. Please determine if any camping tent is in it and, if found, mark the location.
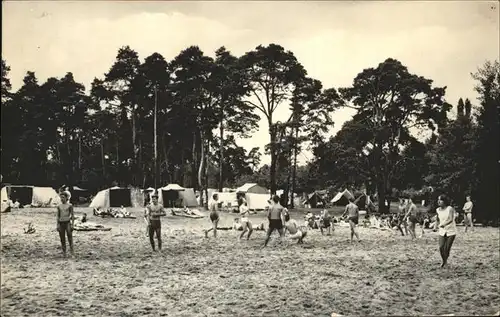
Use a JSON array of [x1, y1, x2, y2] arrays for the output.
[[304, 191, 326, 208], [89, 186, 143, 208], [214, 192, 239, 209], [236, 183, 268, 195], [1, 185, 61, 209], [355, 193, 376, 212], [158, 184, 185, 208], [245, 193, 270, 211], [178, 188, 199, 207], [331, 189, 355, 206]]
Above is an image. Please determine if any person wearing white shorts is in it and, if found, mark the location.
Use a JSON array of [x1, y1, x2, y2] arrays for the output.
[[238, 202, 253, 240]]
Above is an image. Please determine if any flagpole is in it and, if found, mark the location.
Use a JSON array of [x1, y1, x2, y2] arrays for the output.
[[154, 85, 158, 192]]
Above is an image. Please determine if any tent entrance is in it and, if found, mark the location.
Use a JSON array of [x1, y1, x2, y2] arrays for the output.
[[109, 188, 131, 207], [9, 187, 33, 206], [162, 190, 180, 208]]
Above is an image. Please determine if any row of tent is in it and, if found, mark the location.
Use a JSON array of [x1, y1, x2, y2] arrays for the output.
[[304, 189, 376, 209]]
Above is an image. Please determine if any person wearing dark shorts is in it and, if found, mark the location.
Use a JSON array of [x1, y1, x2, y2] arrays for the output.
[[263, 195, 285, 247], [204, 194, 220, 238], [145, 194, 166, 251], [404, 196, 418, 239], [56, 192, 75, 257], [341, 197, 361, 243]]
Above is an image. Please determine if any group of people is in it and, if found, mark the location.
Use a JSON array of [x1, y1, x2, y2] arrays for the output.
[[54, 188, 466, 267]]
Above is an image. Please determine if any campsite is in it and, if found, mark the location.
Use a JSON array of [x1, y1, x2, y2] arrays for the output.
[[2, 2, 500, 316], [1, 206, 499, 317]]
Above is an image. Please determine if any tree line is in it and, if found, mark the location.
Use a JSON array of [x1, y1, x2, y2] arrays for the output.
[[1, 44, 498, 222]]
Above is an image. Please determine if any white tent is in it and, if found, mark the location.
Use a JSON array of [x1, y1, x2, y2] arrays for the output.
[[1, 185, 61, 209], [178, 188, 199, 207], [214, 192, 238, 208], [245, 193, 270, 211], [331, 189, 355, 205], [89, 187, 143, 208], [236, 183, 268, 194], [161, 184, 185, 191]]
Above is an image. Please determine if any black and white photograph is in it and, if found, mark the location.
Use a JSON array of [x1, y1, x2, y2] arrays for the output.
[[1, 1, 499, 316]]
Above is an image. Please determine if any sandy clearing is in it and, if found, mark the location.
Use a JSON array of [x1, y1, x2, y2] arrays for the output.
[[1, 207, 499, 317]]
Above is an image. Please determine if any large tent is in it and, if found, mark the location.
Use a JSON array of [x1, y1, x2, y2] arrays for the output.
[[89, 186, 144, 208], [236, 183, 268, 195], [158, 184, 185, 208], [245, 193, 270, 211], [178, 188, 199, 207], [304, 191, 327, 208], [1, 185, 61, 210], [331, 189, 355, 206]]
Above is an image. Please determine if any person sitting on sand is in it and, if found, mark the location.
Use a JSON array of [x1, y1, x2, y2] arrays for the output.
[[341, 197, 361, 243], [319, 209, 333, 235], [204, 193, 220, 238], [284, 212, 308, 244], [144, 194, 167, 252], [56, 191, 75, 257], [12, 199, 20, 209], [238, 201, 253, 240]]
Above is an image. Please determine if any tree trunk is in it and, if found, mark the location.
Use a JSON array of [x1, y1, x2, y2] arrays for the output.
[[192, 131, 197, 189], [291, 133, 298, 209], [198, 131, 205, 208], [204, 139, 210, 209], [218, 118, 224, 192], [269, 119, 277, 197], [131, 107, 138, 186], [101, 141, 106, 179]]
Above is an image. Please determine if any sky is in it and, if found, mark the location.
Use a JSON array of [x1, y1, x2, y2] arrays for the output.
[[2, 1, 499, 166]]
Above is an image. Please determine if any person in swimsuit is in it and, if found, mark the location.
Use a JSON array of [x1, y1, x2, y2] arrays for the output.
[[319, 209, 333, 235], [436, 194, 457, 268], [144, 194, 167, 251], [462, 195, 474, 232], [404, 196, 418, 239], [204, 193, 220, 238], [341, 197, 361, 243], [284, 212, 308, 244], [396, 198, 409, 236], [56, 191, 75, 257], [263, 195, 286, 247], [238, 201, 253, 240]]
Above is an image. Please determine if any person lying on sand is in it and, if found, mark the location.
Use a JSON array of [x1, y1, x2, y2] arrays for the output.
[[144, 194, 167, 252], [56, 191, 74, 257], [204, 193, 220, 238], [284, 212, 308, 244], [341, 197, 361, 243]]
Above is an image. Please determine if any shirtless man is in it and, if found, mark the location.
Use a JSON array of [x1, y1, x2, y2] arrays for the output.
[[144, 194, 167, 251], [341, 197, 361, 243], [263, 195, 286, 247], [238, 202, 253, 240], [204, 193, 220, 238], [462, 195, 474, 232], [284, 212, 308, 244], [404, 196, 419, 239], [56, 191, 75, 257]]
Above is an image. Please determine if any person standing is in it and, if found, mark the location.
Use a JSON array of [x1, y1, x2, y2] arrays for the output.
[[238, 201, 253, 240], [144, 194, 167, 251], [436, 195, 457, 268], [56, 191, 75, 257], [404, 196, 419, 239], [397, 197, 409, 236], [263, 195, 286, 247], [462, 195, 474, 232], [204, 193, 220, 238], [341, 197, 361, 243]]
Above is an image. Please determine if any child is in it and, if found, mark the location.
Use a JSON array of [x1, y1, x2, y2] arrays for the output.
[[284, 212, 308, 244], [56, 191, 75, 257], [319, 209, 333, 235]]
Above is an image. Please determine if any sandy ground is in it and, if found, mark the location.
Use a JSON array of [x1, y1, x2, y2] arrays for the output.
[[1, 207, 499, 317]]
